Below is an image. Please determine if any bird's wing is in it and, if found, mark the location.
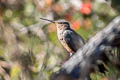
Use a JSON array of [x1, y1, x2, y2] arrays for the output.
[[63, 29, 85, 52]]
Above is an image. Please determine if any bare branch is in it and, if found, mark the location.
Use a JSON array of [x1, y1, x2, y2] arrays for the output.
[[10, 22, 47, 41]]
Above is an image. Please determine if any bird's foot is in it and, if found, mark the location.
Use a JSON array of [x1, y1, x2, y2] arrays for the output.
[[69, 52, 73, 57]]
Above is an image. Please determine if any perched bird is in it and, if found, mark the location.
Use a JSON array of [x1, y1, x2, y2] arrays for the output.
[[40, 18, 85, 56], [40, 18, 107, 74]]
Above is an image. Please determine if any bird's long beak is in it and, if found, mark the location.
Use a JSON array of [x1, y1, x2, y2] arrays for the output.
[[40, 18, 55, 23]]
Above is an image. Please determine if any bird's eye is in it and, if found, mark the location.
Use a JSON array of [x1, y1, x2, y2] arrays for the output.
[[59, 22, 63, 24], [58, 22, 69, 24]]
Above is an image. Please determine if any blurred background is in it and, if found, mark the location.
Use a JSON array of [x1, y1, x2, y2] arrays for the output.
[[0, 0, 119, 80]]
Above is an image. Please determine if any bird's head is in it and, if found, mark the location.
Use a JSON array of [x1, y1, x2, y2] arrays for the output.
[[40, 18, 70, 30]]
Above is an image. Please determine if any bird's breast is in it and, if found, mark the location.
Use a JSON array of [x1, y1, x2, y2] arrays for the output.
[[57, 30, 75, 53]]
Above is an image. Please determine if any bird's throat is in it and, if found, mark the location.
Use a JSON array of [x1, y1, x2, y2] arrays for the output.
[[56, 24, 68, 31]]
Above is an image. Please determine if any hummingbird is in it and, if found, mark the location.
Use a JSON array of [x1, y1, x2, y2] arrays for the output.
[[40, 18, 107, 78], [40, 18, 85, 56]]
